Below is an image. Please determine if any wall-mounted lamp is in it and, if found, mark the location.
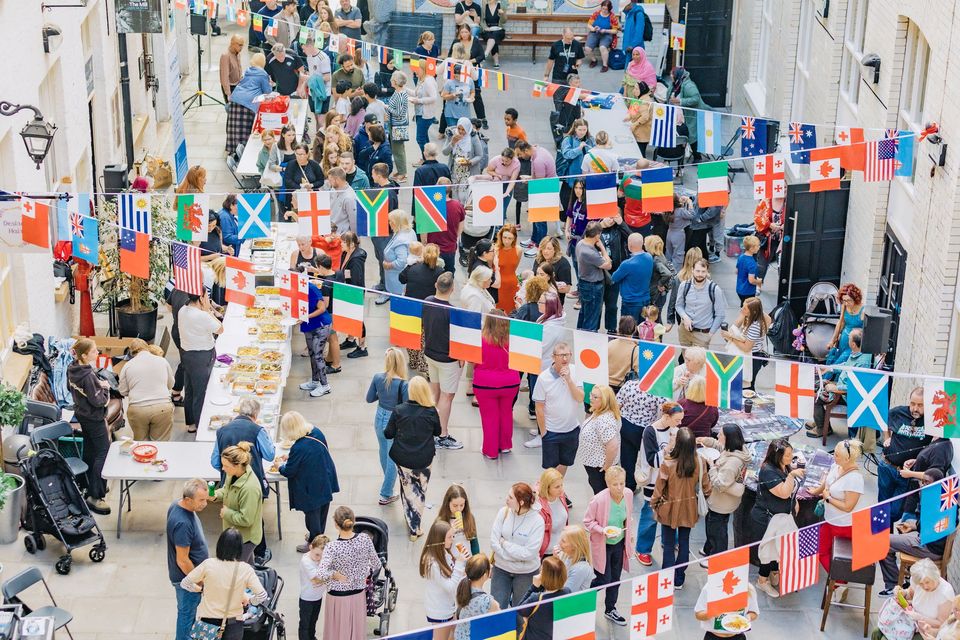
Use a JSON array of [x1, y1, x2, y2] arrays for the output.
[[42, 24, 62, 54], [861, 53, 881, 84], [0, 102, 58, 169], [921, 122, 947, 170]]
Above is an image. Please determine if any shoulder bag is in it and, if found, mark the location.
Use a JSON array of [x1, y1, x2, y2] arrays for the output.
[[876, 594, 917, 640], [622, 344, 639, 383], [190, 560, 240, 640], [695, 458, 709, 517]]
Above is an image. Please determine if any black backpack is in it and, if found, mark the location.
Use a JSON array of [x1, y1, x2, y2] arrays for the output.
[[643, 11, 653, 41]]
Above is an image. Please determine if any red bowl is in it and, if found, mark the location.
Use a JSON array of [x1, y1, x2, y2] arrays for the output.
[[132, 444, 158, 463]]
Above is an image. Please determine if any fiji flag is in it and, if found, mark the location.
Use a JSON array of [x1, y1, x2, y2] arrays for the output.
[[788, 122, 816, 164], [893, 129, 916, 177], [72, 215, 99, 265], [740, 116, 767, 157], [920, 476, 960, 545]]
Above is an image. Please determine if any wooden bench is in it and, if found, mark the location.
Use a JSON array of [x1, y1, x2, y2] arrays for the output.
[[500, 13, 591, 63]]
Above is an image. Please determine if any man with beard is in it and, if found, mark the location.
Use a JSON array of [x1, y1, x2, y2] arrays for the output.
[[877, 387, 927, 527], [675, 258, 727, 348]]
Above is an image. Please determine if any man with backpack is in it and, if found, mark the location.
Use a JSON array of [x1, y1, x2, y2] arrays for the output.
[[622, 0, 653, 52], [674, 258, 727, 348]]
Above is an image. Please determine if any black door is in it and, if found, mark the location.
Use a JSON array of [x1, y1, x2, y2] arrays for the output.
[[877, 227, 907, 367], [674, 0, 734, 107], [778, 182, 850, 320]]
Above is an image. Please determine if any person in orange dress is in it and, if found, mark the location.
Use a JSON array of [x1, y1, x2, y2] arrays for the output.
[[494, 224, 521, 314]]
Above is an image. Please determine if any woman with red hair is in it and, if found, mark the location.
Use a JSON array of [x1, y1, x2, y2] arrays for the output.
[[826, 283, 865, 364]]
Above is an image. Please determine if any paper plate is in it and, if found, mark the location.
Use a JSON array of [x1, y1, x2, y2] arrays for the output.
[[209, 397, 232, 406]]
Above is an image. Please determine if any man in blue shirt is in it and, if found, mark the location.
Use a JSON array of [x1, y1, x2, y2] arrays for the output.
[[611, 232, 654, 322], [806, 328, 873, 439], [735, 235, 762, 304], [166, 479, 210, 640]]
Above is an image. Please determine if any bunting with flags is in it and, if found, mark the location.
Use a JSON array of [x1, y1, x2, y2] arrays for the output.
[[449, 308, 483, 363]]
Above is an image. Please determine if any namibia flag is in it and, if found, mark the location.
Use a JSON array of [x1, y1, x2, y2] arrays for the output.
[[357, 189, 390, 237], [414, 186, 448, 234], [636, 341, 676, 399], [705, 352, 743, 410]]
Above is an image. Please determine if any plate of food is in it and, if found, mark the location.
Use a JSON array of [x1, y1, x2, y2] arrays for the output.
[[231, 378, 257, 394], [259, 350, 283, 363], [259, 331, 286, 342], [256, 286, 280, 296], [230, 361, 258, 374], [209, 415, 234, 430], [742, 390, 757, 399], [251, 239, 275, 250], [258, 372, 280, 382], [256, 381, 279, 395], [237, 345, 260, 357], [603, 526, 622, 538], [258, 321, 283, 333], [720, 613, 751, 633], [259, 361, 282, 372], [244, 308, 265, 319]]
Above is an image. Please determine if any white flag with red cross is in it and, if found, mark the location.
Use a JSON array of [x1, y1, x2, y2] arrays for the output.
[[753, 154, 785, 200], [630, 569, 675, 638], [278, 271, 309, 320]]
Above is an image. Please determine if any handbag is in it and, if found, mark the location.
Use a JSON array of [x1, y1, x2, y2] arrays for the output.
[[695, 458, 709, 517], [877, 594, 917, 640], [391, 125, 409, 141], [622, 345, 639, 383], [190, 561, 241, 640]]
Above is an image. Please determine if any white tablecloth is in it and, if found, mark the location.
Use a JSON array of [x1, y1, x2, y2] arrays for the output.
[[236, 98, 310, 176], [582, 95, 642, 163]]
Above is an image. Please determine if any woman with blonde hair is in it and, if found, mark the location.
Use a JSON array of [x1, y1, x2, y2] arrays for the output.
[[382, 209, 417, 297], [226, 52, 271, 153], [320, 507, 383, 640], [554, 525, 594, 592], [118, 337, 175, 442], [645, 233, 677, 310], [419, 520, 469, 635], [678, 376, 719, 438], [511, 274, 549, 321], [277, 411, 340, 552], [400, 242, 445, 300], [365, 348, 408, 505], [474, 310, 520, 459], [578, 384, 622, 494], [811, 439, 864, 588], [385, 376, 441, 539], [536, 468, 569, 559], [212, 442, 264, 564], [176, 165, 207, 194], [460, 265, 496, 314]]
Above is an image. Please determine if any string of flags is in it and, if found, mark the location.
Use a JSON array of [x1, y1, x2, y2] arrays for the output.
[[390, 476, 958, 639]]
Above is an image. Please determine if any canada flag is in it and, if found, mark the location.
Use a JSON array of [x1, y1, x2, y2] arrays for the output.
[[809, 146, 842, 193], [225, 257, 255, 308]]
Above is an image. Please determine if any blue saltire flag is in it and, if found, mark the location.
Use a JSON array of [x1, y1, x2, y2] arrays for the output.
[[920, 476, 960, 545], [72, 215, 99, 265], [847, 370, 889, 431], [788, 122, 816, 164], [740, 116, 767, 157]]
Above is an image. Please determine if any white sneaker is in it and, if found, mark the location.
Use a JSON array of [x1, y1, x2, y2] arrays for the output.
[[523, 435, 542, 448], [299, 381, 318, 391], [523, 247, 538, 258], [832, 585, 848, 603], [309, 384, 332, 397], [528, 428, 539, 436]]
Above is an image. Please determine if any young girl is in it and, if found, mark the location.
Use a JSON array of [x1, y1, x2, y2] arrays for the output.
[[420, 520, 469, 638], [344, 96, 367, 137], [299, 535, 329, 640], [257, 130, 283, 188], [436, 484, 481, 555], [454, 555, 499, 640], [636, 305, 665, 342]]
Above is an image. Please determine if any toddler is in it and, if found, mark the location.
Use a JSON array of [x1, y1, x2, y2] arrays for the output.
[[636, 305, 665, 342], [406, 241, 424, 266], [299, 535, 329, 640]]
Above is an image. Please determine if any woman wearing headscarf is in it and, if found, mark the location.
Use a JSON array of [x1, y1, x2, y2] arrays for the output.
[[668, 67, 710, 162], [443, 117, 486, 202], [622, 46, 656, 94]]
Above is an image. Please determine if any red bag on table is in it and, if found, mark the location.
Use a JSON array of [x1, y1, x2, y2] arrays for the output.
[[253, 94, 291, 134]]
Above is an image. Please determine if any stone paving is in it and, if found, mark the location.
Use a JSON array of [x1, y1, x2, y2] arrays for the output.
[[0, 21, 879, 640]]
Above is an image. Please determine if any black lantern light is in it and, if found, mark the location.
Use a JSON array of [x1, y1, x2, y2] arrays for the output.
[[0, 101, 58, 169]]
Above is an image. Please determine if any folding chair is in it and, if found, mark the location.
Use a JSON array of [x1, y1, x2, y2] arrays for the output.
[[1, 567, 74, 640]]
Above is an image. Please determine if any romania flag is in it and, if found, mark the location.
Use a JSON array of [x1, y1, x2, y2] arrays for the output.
[[640, 166, 674, 213], [389, 297, 422, 350]]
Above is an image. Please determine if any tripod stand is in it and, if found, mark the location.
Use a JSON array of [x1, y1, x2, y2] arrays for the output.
[[183, 14, 224, 113]]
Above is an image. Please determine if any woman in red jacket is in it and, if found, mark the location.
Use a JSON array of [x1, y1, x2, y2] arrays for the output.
[[536, 467, 569, 558]]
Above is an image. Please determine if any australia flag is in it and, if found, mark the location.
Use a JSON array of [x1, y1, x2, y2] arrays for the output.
[[788, 122, 817, 164], [741, 117, 768, 158]]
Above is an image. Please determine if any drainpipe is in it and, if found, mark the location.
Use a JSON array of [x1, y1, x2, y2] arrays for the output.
[[117, 33, 135, 168]]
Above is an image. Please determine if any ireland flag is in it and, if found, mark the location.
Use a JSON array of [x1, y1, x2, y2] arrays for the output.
[[553, 590, 596, 640], [508, 319, 543, 375], [175, 194, 210, 242], [527, 177, 560, 222], [332, 282, 364, 337], [925, 379, 960, 438]]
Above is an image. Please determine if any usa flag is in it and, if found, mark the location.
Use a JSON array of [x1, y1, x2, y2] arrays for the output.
[[119, 193, 152, 235], [172, 243, 202, 295], [864, 138, 899, 182], [779, 524, 821, 595]]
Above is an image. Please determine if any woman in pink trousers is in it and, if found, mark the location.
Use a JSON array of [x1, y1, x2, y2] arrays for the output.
[[473, 310, 521, 460]]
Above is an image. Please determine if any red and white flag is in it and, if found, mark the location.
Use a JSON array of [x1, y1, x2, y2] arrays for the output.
[[278, 271, 309, 320], [836, 126, 865, 171], [779, 525, 822, 595], [809, 146, 842, 192], [752, 154, 785, 200], [20, 197, 50, 248], [706, 548, 749, 617], [775, 362, 816, 420], [629, 569, 675, 638], [864, 138, 899, 182], [224, 257, 256, 307], [564, 87, 583, 105], [297, 190, 331, 237]]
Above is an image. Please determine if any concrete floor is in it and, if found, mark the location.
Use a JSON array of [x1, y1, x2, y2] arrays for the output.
[[0, 22, 880, 640]]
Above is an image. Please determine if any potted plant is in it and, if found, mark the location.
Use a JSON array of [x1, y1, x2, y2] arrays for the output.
[[0, 384, 26, 544], [94, 195, 176, 341]]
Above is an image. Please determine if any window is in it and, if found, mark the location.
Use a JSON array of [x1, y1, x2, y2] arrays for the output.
[[898, 22, 930, 181], [839, 0, 868, 107], [755, 0, 775, 87], [38, 63, 65, 188], [0, 254, 17, 359], [792, 0, 815, 121]]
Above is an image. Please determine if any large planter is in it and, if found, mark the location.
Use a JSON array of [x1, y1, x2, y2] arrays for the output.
[[117, 302, 158, 341], [0, 475, 25, 544]]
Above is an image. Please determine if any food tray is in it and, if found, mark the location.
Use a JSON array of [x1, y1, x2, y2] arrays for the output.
[[244, 308, 266, 319], [237, 345, 260, 357], [259, 331, 286, 342], [255, 286, 280, 296], [132, 444, 158, 463], [258, 349, 283, 363], [231, 377, 257, 394]]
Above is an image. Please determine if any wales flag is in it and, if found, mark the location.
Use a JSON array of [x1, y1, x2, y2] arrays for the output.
[[924, 379, 960, 438]]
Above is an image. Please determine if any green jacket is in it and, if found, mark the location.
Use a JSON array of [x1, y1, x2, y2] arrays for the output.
[[216, 467, 264, 545], [676, 73, 709, 143]]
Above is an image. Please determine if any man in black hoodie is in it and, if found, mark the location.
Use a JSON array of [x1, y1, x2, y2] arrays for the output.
[[67, 338, 112, 515]]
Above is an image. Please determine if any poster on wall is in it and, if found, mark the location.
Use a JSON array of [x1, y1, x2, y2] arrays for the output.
[[117, 0, 164, 34]]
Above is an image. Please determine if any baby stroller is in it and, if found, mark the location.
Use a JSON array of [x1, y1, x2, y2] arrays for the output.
[[17, 446, 107, 575], [354, 516, 398, 637], [243, 566, 286, 640], [801, 282, 841, 361]]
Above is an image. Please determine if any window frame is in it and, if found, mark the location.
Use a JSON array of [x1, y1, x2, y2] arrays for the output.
[[839, 0, 868, 108], [897, 21, 930, 182]]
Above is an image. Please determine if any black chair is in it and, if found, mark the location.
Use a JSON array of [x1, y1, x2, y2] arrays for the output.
[[19, 399, 61, 435], [30, 421, 88, 478], [820, 537, 875, 637], [1, 567, 74, 640]]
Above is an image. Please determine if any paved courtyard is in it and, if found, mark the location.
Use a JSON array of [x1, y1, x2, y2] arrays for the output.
[[0, 24, 883, 640]]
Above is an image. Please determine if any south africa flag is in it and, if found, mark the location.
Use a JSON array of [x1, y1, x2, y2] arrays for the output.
[[356, 189, 390, 237], [705, 352, 743, 410]]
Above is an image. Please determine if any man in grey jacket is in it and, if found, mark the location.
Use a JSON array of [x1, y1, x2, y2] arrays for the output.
[[327, 167, 357, 234], [675, 258, 727, 348]]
